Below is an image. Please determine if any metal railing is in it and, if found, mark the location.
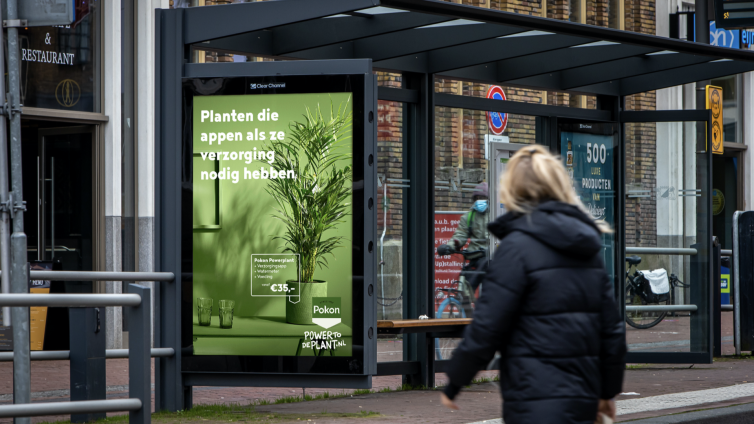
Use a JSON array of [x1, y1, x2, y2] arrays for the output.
[[0, 293, 141, 306], [2, 270, 175, 282], [0, 347, 175, 361], [0, 399, 142, 419], [0, 284, 155, 423], [625, 247, 698, 255], [626, 304, 697, 312]]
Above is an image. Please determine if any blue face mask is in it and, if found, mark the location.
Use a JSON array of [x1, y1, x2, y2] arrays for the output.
[[472, 200, 488, 213]]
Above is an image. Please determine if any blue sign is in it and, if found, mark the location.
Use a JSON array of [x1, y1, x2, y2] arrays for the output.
[[710, 21, 740, 48], [721, 265, 731, 305], [742, 29, 754, 48]]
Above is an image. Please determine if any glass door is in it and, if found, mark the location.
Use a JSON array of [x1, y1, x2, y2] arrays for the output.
[[620, 110, 712, 363], [37, 127, 94, 272]]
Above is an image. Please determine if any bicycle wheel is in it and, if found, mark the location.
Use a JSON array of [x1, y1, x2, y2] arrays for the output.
[[625, 283, 669, 329], [435, 297, 465, 360]]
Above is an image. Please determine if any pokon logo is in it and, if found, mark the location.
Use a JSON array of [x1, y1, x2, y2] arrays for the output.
[[312, 297, 341, 329]]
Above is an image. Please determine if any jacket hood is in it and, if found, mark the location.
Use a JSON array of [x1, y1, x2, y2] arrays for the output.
[[488, 201, 603, 259]]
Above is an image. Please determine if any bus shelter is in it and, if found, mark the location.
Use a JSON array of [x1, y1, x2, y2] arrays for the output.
[[155, 0, 754, 411]]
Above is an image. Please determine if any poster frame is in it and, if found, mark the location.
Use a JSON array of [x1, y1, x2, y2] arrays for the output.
[[159, 58, 377, 392]]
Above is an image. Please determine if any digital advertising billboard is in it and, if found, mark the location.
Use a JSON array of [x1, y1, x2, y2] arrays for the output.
[[181, 73, 372, 376]]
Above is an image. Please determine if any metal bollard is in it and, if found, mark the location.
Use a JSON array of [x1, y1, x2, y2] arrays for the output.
[[128, 284, 151, 424], [69, 307, 106, 423]]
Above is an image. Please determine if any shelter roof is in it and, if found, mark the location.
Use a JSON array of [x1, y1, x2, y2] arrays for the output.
[[183, 0, 754, 96]]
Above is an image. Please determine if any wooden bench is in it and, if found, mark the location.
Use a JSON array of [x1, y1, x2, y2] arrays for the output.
[[377, 318, 471, 337], [375, 319, 472, 377]]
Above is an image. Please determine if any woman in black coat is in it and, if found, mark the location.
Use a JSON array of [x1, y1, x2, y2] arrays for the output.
[[440, 145, 626, 424]]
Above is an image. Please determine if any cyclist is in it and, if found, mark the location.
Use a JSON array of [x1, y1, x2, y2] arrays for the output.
[[436, 182, 490, 291]]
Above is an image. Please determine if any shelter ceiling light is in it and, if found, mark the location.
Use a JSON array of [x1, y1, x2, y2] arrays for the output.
[[501, 30, 555, 38], [570, 40, 620, 48], [353, 6, 408, 15], [646, 50, 678, 55], [417, 19, 483, 29]]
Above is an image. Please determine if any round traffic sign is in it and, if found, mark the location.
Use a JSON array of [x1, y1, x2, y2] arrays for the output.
[[485, 86, 507, 135]]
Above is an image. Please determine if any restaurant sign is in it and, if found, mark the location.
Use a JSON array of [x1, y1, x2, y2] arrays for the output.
[[0, 0, 74, 27], [19, 0, 96, 112]]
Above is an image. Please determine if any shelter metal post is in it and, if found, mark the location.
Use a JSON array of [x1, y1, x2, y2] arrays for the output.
[[733, 211, 742, 355], [403, 72, 434, 388], [0, 0, 10, 329], [6, 0, 30, 418], [155, 7, 184, 413], [713, 242, 722, 356], [618, 96, 626, 314]]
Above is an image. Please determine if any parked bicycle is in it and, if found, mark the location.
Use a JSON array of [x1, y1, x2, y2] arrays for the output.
[[625, 255, 689, 329], [435, 249, 485, 359]]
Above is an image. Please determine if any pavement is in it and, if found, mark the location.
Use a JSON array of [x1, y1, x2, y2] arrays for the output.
[[0, 312, 751, 423]]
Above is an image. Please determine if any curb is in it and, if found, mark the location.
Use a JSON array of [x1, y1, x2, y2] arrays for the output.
[[626, 402, 754, 423]]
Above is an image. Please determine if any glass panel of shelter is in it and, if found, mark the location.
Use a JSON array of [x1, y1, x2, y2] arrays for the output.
[[376, 98, 406, 362], [624, 121, 709, 354], [433, 101, 541, 360], [376, 70, 408, 363]]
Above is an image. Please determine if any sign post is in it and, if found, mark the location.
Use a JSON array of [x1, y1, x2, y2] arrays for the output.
[[1, 0, 74, 420], [707, 85, 724, 155]]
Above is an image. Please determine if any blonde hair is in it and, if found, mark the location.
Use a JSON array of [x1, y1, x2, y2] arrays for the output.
[[498, 145, 612, 233]]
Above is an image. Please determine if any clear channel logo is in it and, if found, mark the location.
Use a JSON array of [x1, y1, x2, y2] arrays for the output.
[[312, 297, 341, 329], [249, 83, 286, 90]]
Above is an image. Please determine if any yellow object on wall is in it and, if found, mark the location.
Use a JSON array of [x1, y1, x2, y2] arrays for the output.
[[29, 287, 49, 351], [706, 85, 724, 155]]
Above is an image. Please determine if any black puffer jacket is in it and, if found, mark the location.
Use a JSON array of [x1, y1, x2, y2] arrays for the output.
[[444, 201, 626, 424]]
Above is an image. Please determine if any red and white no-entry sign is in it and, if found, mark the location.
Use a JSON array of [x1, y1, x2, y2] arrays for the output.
[[485, 86, 507, 135]]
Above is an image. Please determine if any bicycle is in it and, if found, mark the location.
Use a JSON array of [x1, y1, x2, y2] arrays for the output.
[[435, 249, 486, 360], [625, 255, 688, 329]]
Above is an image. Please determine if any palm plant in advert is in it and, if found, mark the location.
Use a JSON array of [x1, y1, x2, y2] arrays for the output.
[[265, 100, 352, 324]]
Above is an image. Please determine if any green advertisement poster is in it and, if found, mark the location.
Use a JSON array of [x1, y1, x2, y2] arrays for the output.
[[192, 93, 353, 357]]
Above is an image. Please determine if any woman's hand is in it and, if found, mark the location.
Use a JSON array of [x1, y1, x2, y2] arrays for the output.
[[440, 392, 459, 410], [597, 399, 616, 422]]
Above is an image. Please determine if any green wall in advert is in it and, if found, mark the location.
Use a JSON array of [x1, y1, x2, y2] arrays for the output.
[[192, 93, 353, 357]]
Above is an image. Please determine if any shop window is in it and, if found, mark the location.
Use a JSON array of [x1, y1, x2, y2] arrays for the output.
[[19, 0, 101, 112]]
